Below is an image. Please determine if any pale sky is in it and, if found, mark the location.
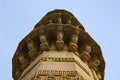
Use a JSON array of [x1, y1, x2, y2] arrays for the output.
[[0, 0, 120, 80]]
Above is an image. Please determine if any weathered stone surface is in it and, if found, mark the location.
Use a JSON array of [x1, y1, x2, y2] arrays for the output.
[[12, 9, 105, 80]]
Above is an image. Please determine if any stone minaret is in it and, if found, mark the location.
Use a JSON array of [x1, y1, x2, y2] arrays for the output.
[[12, 10, 105, 80]]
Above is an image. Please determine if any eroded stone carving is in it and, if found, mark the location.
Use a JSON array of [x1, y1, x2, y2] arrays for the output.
[[27, 40, 38, 61], [56, 32, 64, 50], [89, 57, 100, 72], [56, 23, 64, 50], [18, 55, 29, 71], [15, 68, 21, 79], [68, 34, 78, 52], [39, 35, 49, 51], [68, 26, 79, 52], [89, 57, 101, 80], [80, 45, 91, 64]]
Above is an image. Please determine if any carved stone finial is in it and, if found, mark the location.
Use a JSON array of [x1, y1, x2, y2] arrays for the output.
[[39, 35, 49, 51]]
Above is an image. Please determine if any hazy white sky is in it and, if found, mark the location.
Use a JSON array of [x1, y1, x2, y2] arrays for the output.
[[0, 0, 120, 80]]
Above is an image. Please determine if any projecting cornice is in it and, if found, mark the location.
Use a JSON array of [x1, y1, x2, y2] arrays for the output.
[[12, 10, 105, 80]]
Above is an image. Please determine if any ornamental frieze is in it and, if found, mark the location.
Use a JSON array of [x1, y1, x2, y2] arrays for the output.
[[31, 70, 82, 80]]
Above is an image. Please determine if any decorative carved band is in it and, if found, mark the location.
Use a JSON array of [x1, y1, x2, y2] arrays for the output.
[[36, 70, 78, 76], [31, 70, 83, 80], [39, 57, 91, 77], [39, 57, 75, 62]]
